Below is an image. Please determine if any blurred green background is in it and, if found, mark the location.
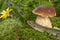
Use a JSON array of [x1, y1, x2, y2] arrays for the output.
[[0, 0, 60, 40]]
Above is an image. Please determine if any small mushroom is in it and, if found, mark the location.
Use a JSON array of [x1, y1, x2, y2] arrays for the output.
[[32, 5, 56, 28]]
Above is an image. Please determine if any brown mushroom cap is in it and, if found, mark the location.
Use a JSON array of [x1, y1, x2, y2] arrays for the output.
[[32, 5, 56, 17]]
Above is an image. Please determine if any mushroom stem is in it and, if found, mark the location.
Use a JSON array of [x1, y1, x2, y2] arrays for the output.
[[35, 16, 52, 28]]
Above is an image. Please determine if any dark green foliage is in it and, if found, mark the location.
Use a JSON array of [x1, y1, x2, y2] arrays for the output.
[[52, 0, 60, 17], [50, 17, 60, 28], [20, 28, 57, 40], [6, 0, 52, 21], [0, 0, 60, 40]]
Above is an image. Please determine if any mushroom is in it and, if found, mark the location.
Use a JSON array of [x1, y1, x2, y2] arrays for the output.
[[32, 5, 56, 28]]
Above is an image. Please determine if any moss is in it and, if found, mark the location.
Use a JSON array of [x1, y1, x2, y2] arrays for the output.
[[50, 17, 60, 28], [0, 0, 59, 40], [0, 18, 23, 40]]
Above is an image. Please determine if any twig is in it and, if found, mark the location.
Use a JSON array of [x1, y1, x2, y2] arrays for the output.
[[27, 21, 60, 40]]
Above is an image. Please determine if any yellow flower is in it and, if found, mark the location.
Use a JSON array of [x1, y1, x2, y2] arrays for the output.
[[0, 7, 12, 19]]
